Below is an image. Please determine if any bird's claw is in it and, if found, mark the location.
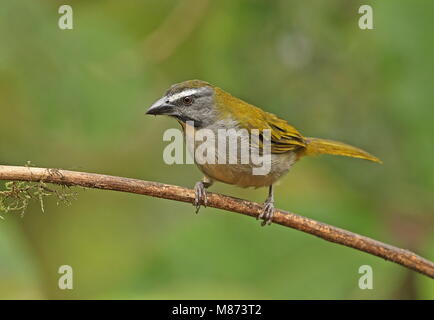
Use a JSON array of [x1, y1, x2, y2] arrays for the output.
[[194, 181, 208, 213], [258, 200, 274, 226]]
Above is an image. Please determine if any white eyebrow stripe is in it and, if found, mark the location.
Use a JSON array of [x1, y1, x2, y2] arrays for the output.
[[168, 88, 201, 102]]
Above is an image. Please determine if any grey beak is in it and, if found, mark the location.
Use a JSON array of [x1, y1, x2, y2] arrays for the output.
[[146, 97, 176, 115]]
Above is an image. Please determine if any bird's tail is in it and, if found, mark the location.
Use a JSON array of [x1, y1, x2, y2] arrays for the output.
[[302, 137, 382, 164]]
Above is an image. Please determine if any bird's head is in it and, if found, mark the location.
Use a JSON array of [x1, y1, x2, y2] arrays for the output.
[[146, 80, 218, 128]]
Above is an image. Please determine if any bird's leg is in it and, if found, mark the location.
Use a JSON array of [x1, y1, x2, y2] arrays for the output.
[[194, 176, 213, 213], [258, 185, 275, 226]]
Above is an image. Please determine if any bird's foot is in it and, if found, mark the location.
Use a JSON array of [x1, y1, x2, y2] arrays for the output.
[[194, 181, 208, 213], [258, 199, 274, 226]]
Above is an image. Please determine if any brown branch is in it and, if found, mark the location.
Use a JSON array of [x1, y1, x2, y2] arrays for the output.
[[0, 164, 433, 278]]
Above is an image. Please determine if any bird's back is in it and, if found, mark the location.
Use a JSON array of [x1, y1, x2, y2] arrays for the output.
[[214, 87, 308, 154]]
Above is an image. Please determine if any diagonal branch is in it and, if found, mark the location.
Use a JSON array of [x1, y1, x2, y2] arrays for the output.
[[0, 164, 433, 278]]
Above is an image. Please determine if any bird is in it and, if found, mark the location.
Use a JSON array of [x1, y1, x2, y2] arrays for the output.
[[146, 80, 382, 226]]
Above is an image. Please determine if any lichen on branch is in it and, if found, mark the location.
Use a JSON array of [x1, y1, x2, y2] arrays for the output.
[[0, 180, 77, 218]]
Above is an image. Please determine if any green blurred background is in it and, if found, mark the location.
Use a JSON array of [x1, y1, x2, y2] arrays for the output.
[[0, 0, 433, 299]]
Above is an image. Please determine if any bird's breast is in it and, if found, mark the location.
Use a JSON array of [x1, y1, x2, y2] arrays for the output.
[[183, 121, 297, 188]]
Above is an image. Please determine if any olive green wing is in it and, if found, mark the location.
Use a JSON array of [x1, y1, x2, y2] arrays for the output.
[[256, 111, 307, 154], [215, 87, 307, 154], [231, 107, 307, 154]]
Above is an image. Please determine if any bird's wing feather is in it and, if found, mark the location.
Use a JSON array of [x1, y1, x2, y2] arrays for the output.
[[215, 88, 307, 154], [263, 112, 307, 153]]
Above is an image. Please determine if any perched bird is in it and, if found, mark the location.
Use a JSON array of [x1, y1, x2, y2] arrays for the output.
[[146, 80, 381, 225]]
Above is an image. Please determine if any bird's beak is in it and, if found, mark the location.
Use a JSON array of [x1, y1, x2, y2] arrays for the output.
[[146, 97, 176, 116]]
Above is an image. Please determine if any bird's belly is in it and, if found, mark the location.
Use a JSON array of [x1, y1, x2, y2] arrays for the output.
[[183, 121, 297, 188], [197, 152, 296, 188]]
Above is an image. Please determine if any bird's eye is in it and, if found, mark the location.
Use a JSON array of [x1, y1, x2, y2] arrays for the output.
[[183, 96, 193, 105]]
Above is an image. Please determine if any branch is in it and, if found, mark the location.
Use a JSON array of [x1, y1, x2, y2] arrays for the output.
[[0, 164, 433, 278]]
